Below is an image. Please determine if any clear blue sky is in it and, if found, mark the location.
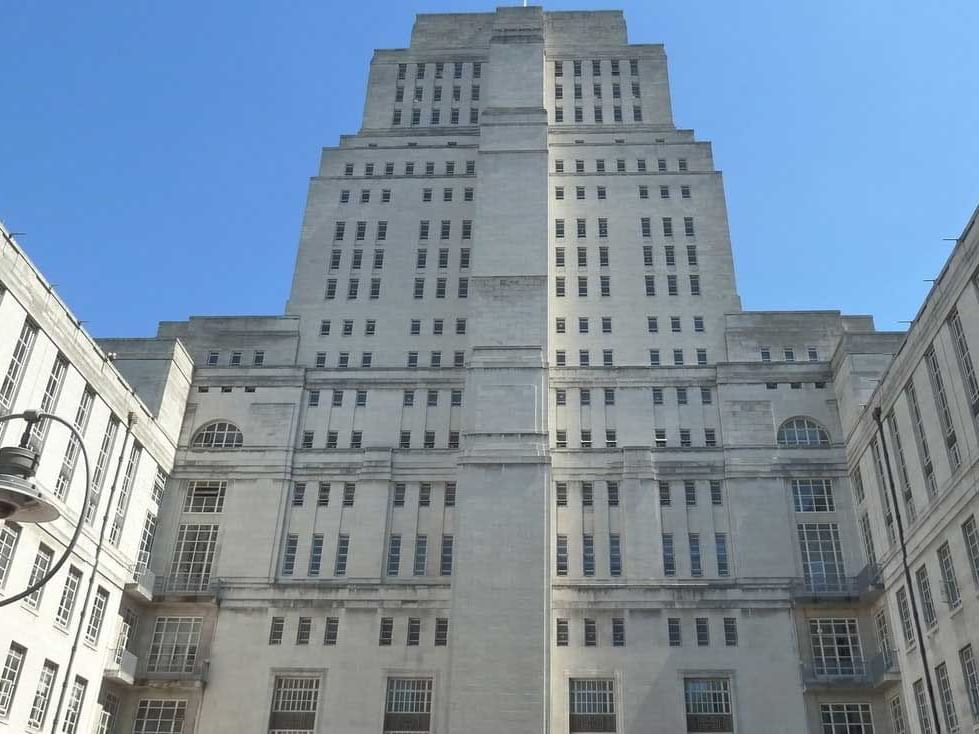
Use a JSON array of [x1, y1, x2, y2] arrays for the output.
[[2, 1, 977, 337]]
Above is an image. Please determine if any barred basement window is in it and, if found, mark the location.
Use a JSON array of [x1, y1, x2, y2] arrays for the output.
[[384, 677, 433, 734], [684, 678, 733, 733], [569, 679, 615, 733], [268, 676, 320, 734]]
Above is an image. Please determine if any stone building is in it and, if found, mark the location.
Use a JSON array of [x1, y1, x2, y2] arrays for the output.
[[1, 6, 978, 734]]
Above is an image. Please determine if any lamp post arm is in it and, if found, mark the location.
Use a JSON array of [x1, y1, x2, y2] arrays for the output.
[[0, 411, 92, 608]]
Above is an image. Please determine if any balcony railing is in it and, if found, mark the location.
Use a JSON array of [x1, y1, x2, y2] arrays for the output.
[[791, 564, 883, 603], [104, 648, 138, 685], [152, 574, 221, 599], [801, 652, 900, 689], [138, 659, 210, 686]]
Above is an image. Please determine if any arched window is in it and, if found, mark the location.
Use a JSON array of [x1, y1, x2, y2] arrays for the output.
[[777, 417, 830, 447], [191, 421, 243, 449]]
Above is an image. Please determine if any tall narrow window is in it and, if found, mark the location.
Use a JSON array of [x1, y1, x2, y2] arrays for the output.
[[916, 564, 938, 628], [334, 534, 350, 576], [797, 523, 844, 592], [60, 676, 87, 734], [55, 388, 94, 498], [0, 642, 26, 717], [913, 679, 935, 734], [960, 644, 979, 719], [556, 535, 569, 576], [387, 534, 402, 577], [925, 345, 961, 470], [25, 544, 54, 608], [27, 660, 58, 729], [440, 535, 453, 576], [948, 308, 979, 416], [886, 412, 915, 521], [54, 566, 83, 628], [413, 535, 428, 576], [663, 534, 675, 576], [0, 319, 38, 417], [715, 534, 729, 577], [609, 535, 622, 577], [937, 541, 961, 609], [582, 535, 595, 577], [935, 661, 960, 733]]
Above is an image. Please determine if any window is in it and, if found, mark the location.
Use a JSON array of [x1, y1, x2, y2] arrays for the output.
[[658, 482, 671, 506], [440, 535, 453, 576], [937, 541, 961, 609], [55, 566, 83, 628], [556, 618, 569, 646], [610, 534, 622, 576], [792, 479, 835, 512], [645, 275, 656, 296], [926, 345, 961, 470], [798, 523, 844, 592], [960, 644, 979, 719], [777, 417, 830, 447], [27, 660, 58, 729], [935, 661, 960, 733], [896, 586, 915, 646], [809, 618, 863, 676], [663, 217, 673, 237], [268, 676, 320, 734], [689, 533, 703, 576], [685, 480, 696, 506], [906, 381, 937, 496], [723, 617, 738, 647], [715, 534, 729, 576], [25, 544, 53, 608], [191, 421, 243, 449], [889, 695, 909, 734], [640, 217, 651, 238], [556, 535, 569, 575], [407, 618, 421, 646], [668, 618, 682, 646], [913, 679, 934, 734], [384, 677, 433, 734], [684, 678, 733, 733], [582, 535, 595, 576], [963, 515, 979, 586], [948, 308, 979, 414], [569, 679, 615, 733], [0, 642, 26, 717], [166, 524, 219, 593], [663, 534, 675, 576], [583, 618, 597, 647], [133, 700, 187, 734], [694, 617, 710, 646], [821, 703, 874, 734], [148, 616, 203, 673]]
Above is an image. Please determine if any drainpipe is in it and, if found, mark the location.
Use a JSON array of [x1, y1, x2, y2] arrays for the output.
[[50, 412, 136, 734], [873, 407, 942, 733]]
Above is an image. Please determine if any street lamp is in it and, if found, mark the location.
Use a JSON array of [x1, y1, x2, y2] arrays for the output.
[[0, 410, 91, 608]]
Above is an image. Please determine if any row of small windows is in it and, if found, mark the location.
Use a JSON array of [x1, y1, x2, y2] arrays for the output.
[[318, 317, 469, 338], [554, 157, 688, 174], [342, 159, 476, 177], [556, 385, 715, 407], [556, 244, 700, 268], [311, 350, 467, 369], [325, 247, 471, 274], [203, 349, 264, 367], [308, 387, 463, 408], [299, 429, 462, 450], [555, 531, 730, 577], [392, 107, 480, 126], [556, 273, 702, 297], [333, 219, 473, 241], [280, 530, 454, 578], [340, 186, 477, 204], [396, 83, 479, 103], [555, 315, 704, 335], [397, 61, 482, 81], [323, 276, 469, 301], [271, 615, 452, 648], [553, 216, 697, 239], [554, 59, 640, 77], [553, 105, 643, 124], [555, 479, 724, 508], [554, 427, 720, 450], [555, 183, 692, 200], [760, 345, 821, 362], [559, 347, 709, 367], [555, 616, 739, 649], [555, 81, 641, 101]]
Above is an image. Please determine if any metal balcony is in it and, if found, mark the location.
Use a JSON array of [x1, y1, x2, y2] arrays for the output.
[[801, 652, 900, 690], [137, 659, 210, 688], [123, 565, 155, 603], [103, 649, 137, 686], [791, 564, 884, 604]]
